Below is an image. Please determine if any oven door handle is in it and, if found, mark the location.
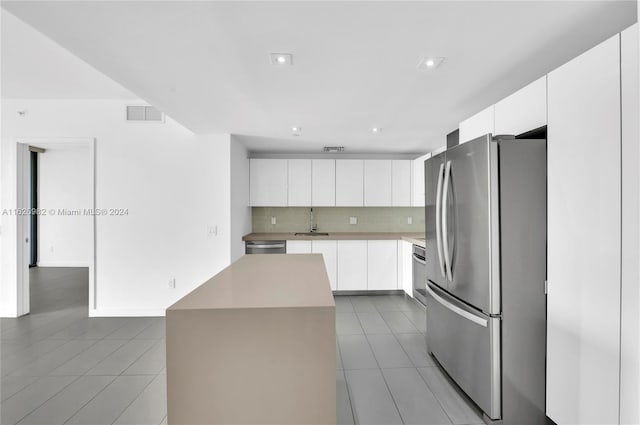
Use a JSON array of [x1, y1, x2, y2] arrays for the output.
[[426, 283, 487, 327]]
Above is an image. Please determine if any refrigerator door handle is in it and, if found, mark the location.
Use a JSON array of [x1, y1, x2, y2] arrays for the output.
[[435, 163, 446, 278], [426, 283, 487, 327], [442, 160, 453, 281]]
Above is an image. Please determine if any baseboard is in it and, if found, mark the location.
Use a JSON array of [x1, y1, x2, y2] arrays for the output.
[[36, 262, 89, 267], [89, 308, 166, 317], [332, 289, 405, 296]]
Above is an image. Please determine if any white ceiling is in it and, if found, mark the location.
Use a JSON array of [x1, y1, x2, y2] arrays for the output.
[[1, 10, 134, 100], [1, 1, 636, 154]]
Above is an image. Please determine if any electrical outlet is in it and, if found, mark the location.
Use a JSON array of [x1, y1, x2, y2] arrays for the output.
[[349, 216, 357, 225], [271, 216, 277, 225], [168, 278, 176, 289], [407, 216, 413, 225]]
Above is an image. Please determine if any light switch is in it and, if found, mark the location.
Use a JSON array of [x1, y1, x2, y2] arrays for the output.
[[349, 216, 357, 225], [407, 216, 413, 225], [271, 216, 277, 225]]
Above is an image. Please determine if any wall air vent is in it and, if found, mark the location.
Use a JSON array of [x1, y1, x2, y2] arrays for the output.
[[323, 146, 344, 153], [126, 105, 164, 122]]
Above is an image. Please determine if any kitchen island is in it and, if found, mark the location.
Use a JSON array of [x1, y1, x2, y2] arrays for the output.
[[166, 254, 336, 425]]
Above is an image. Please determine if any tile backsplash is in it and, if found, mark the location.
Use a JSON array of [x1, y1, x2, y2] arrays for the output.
[[252, 207, 425, 233]]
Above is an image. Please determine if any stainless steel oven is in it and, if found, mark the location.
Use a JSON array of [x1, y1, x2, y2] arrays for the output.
[[412, 244, 427, 305]]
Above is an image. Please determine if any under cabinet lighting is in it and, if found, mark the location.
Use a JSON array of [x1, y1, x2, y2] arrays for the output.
[[417, 57, 445, 70]]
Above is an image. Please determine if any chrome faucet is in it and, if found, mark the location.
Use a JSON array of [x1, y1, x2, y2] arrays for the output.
[[310, 208, 317, 233]]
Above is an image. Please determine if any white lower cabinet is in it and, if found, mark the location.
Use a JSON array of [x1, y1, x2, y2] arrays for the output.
[[398, 241, 413, 297], [336, 240, 367, 290], [311, 240, 337, 291], [367, 240, 397, 290], [286, 240, 311, 254]]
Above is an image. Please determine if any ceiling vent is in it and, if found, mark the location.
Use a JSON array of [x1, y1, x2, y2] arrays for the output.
[[323, 146, 345, 153], [126, 105, 164, 122]]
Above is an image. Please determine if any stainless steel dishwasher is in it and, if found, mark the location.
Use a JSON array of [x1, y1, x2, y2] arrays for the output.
[[245, 240, 286, 254], [412, 244, 427, 305]]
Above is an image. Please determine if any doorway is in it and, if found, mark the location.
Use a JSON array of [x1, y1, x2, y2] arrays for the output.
[[16, 138, 96, 317]]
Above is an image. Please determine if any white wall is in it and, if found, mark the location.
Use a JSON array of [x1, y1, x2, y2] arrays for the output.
[[1, 99, 233, 317], [37, 147, 91, 266], [230, 136, 250, 262]]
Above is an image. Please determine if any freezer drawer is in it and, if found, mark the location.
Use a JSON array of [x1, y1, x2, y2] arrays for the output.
[[425, 281, 501, 420]]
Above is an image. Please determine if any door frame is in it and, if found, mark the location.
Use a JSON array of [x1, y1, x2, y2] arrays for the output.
[[15, 137, 96, 316]]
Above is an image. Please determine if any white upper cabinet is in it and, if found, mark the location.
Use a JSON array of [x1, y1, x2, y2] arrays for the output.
[[494, 76, 547, 136], [287, 159, 311, 206], [411, 153, 430, 207], [367, 240, 397, 290], [459, 105, 495, 144], [335, 160, 364, 206], [364, 160, 392, 206], [546, 33, 621, 425], [311, 160, 336, 206], [391, 160, 411, 207], [249, 159, 287, 206]]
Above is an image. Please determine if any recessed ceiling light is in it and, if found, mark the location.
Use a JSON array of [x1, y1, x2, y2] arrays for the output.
[[371, 127, 382, 133], [292, 126, 301, 136], [270, 53, 293, 66], [323, 146, 345, 153], [417, 57, 445, 70]]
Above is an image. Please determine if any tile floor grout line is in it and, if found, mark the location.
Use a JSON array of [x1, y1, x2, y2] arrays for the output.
[[334, 329, 357, 425], [10, 374, 84, 425], [55, 374, 119, 425], [108, 373, 162, 425]]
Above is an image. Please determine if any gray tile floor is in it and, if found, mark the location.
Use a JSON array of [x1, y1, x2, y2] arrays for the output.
[[1, 267, 484, 425]]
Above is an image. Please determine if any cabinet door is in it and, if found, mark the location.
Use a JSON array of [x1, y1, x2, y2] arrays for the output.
[[398, 241, 414, 297], [287, 240, 312, 254], [335, 160, 364, 206], [249, 159, 287, 206], [391, 160, 411, 207], [312, 160, 336, 206], [411, 154, 430, 207], [312, 240, 337, 291], [288, 160, 311, 206], [547, 34, 621, 425], [364, 160, 392, 206], [336, 240, 367, 290], [620, 23, 640, 425], [459, 105, 494, 144], [494, 76, 547, 136], [367, 240, 397, 290]]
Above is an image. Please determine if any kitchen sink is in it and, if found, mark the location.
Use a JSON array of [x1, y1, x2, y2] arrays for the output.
[[294, 232, 330, 236]]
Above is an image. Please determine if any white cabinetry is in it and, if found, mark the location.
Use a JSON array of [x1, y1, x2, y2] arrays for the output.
[[391, 160, 411, 207], [367, 240, 397, 290], [336, 240, 367, 290], [335, 160, 364, 206], [312, 160, 336, 206], [459, 105, 494, 144], [398, 241, 413, 297], [411, 154, 430, 207], [364, 160, 392, 206], [494, 76, 547, 136], [286, 240, 311, 254], [547, 34, 621, 425], [249, 159, 287, 206], [620, 23, 640, 425], [312, 240, 337, 291], [287, 160, 311, 206]]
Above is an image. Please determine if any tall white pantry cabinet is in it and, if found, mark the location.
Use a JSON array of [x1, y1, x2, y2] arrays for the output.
[[547, 24, 639, 425]]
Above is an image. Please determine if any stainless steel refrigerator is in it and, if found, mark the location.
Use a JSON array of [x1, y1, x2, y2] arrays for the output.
[[424, 134, 547, 423]]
